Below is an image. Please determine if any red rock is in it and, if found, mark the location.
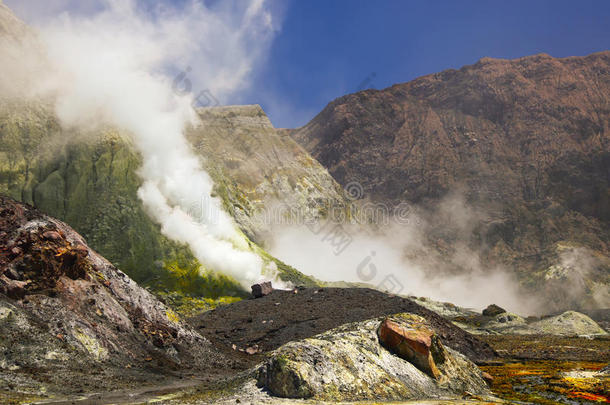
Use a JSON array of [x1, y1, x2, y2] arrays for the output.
[[377, 318, 444, 379], [251, 281, 273, 298]]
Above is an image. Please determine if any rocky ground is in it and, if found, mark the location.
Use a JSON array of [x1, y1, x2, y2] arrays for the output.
[[0, 196, 499, 404], [187, 286, 498, 369]]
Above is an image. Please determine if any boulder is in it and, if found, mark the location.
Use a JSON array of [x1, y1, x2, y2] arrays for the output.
[[377, 317, 445, 379], [482, 304, 506, 317], [251, 281, 273, 298], [256, 313, 493, 401]]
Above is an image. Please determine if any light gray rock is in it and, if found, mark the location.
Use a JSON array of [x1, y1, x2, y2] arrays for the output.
[[256, 313, 493, 401], [530, 311, 608, 336]]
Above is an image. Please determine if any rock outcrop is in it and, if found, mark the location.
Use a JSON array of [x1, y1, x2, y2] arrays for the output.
[[291, 52, 610, 310], [482, 304, 506, 317], [455, 310, 607, 336], [0, 196, 226, 395], [0, 2, 332, 293], [256, 313, 493, 401], [188, 105, 349, 243]]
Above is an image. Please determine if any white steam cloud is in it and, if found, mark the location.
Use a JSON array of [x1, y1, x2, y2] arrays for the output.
[[267, 194, 541, 315], [1, 0, 279, 287]]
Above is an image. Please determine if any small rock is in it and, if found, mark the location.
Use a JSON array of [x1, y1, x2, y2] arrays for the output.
[[4, 267, 22, 281], [251, 281, 273, 298], [482, 304, 506, 317], [481, 371, 494, 385], [245, 345, 259, 355], [42, 230, 61, 241], [10, 247, 21, 256], [72, 243, 89, 256]]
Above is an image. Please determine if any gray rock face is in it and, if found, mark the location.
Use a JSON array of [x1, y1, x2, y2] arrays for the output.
[[256, 313, 493, 401], [187, 105, 350, 242]]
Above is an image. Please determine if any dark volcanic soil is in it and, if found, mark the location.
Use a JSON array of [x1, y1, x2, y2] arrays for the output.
[[188, 287, 498, 370]]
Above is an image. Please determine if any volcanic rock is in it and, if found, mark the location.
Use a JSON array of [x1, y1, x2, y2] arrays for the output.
[[530, 311, 608, 336], [0, 196, 226, 396], [256, 313, 493, 401], [291, 51, 610, 310], [251, 281, 273, 298], [377, 315, 446, 379], [482, 304, 506, 317]]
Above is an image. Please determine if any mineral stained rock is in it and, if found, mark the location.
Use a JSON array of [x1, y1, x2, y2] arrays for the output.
[[256, 313, 492, 401], [377, 316, 445, 379], [530, 311, 608, 336], [456, 310, 608, 336]]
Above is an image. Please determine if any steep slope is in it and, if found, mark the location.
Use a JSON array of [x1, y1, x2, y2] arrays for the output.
[[292, 52, 610, 310], [188, 105, 348, 242]]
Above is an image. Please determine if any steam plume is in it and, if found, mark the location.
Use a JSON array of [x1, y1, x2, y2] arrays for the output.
[[1, 0, 278, 287]]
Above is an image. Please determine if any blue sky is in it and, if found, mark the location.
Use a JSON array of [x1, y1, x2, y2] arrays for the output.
[[6, 0, 610, 128], [244, 0, 610, 127]]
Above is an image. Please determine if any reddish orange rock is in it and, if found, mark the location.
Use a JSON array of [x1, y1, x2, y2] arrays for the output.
[[377, 318, 445, 379]]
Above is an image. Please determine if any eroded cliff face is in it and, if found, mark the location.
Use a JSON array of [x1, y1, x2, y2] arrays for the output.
[[292, 52, 610, 310], [188, 105, 349, 243]]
